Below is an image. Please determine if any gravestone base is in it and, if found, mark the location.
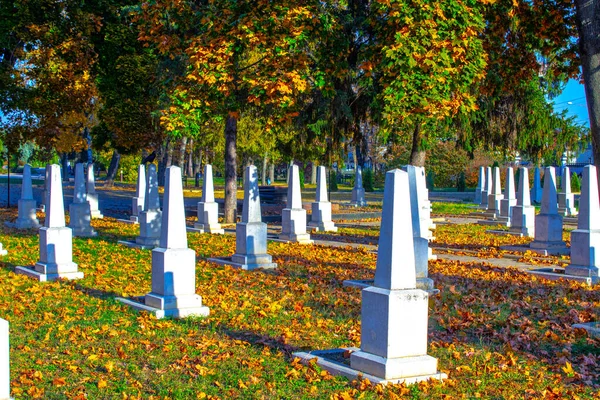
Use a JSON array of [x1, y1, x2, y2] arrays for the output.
[[500, 243, 569, 256], [478, 218, 509, 227], [15, 266, 84, 282], [307, 220, 338, 232], [572, 322, 600, 338], [208, 255, 277, 271], [14, 199, 40, 229], [117, 295, 209, 319], [136, 210, 162, 247], [88, 194, 103, 218], [119, 240, 157, 250], [527, 267, 595, 285], [349, 188, 366, 207], [279, 232, 313, 244], [564, 264, 600, 279], [193, 222, 224, 235], [308, 202, 337, 232], [351, 352, 440, 381], [68, 203, 97, 237], [132, 197, 144, 218], [292, 348, 446, 386]]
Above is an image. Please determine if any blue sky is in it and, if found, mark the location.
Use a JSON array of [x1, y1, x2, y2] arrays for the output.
[[552, 79, 590, 127]]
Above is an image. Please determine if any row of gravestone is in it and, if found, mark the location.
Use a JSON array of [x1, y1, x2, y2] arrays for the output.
[[0, 164, 441, 388], [475, 165, 599, 282], [476, 165, 577, 217]]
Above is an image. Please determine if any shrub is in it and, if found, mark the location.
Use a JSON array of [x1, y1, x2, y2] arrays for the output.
[[329, 171, 338, 191], [457, 172, 466, 192], [571, 172, 581, 192]]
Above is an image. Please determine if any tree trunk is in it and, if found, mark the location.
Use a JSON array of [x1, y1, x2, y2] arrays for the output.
[[105, 149, 121, 187], [61, 153, 69, 181], [193, 148, 203, 176], [409, 122, 426, 166], [575, 0, 600, 189], [269, 163, 275, 184], [224, 114, 238, 223], [157, 141, 168, 187], [176, 136, 188, 169], [311, 161, 317, 184], [262, 152, 268, 185], [187, 138, 194, 177]]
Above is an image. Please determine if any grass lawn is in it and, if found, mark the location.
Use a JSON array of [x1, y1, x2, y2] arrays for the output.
[[0, 209, 598, 398]]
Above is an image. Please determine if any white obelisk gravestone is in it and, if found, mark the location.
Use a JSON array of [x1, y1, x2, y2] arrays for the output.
[[350, 169, 443, 382], [194, 164, 224, 234], [485, 167, 504, 217], [14, 164, 40, 229], [308, 166, 337, 232], [142, 166, 209, 318], [475, 166, 485, 205], [529, 167, 568, 254], [212, 165, 276, 270], [0, 318, 8, 400], [280, 165, 312, 244], [350, 166, 367, 207], [481, 167, 492, 208], [531, 167, 542, 204], [565, 165, 600, 279], [136, 164, 162, 247], [499, 167, 517, 222], [16, 164, 83, 281], [68, 163, 97, 237], [509, 167, 535, 237], [558, 167, 577, 217], [86, 164, 103, 218], [131, 164, 146, 222]]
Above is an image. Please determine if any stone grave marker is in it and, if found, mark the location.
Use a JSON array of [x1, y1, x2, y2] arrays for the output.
[[68, 163, 97, 237], [86, 164, 103, 218], [308, 166, 337, 232], [209, 165, 276, 270], [280, 165, 312, 244], [16, 164, 84, 281], [118, 166, 209, 319], [193, 164, 224, 234]]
